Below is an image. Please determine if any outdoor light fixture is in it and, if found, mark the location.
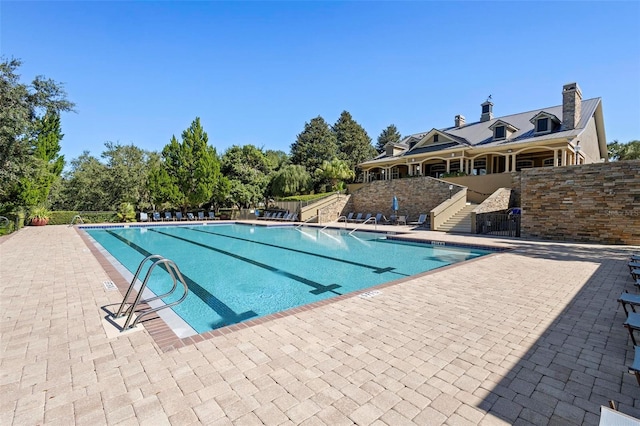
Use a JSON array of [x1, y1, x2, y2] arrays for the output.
[[449, 184, 453, 199], [575, 142, 581, 165]]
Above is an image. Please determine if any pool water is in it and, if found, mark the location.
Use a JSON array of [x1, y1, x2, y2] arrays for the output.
[[86, 224, 492, 335]]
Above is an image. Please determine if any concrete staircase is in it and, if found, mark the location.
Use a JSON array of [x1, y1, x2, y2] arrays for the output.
[[437, 203, 477, 233]]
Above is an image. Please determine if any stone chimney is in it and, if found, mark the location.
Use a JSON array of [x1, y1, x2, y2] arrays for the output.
[[480, 100, 493, 122], [455, 115, 466, 127], [562, 82, 582, 130]]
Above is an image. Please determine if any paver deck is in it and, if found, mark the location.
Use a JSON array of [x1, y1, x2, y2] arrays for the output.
[[1, 224, 639, 425]]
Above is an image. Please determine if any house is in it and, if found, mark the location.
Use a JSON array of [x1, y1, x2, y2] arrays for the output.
[[359, 83, 607, 181]]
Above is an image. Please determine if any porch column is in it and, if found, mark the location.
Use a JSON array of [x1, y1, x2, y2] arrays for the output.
[[461, 158, 465, 174], [446, 159, 451, 173], [511, 154, 517, 172], [503, 154, 509, 173], [562, 149, 567, 166], [470, 158, 475, 175], [553, 150, 559, 167]]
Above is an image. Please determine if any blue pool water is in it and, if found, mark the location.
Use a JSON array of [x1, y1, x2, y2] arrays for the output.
[[86, 224, 493, 335]]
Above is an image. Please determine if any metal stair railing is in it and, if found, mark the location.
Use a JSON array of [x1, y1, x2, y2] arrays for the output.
[[69, 215, 84, 226], [113, 254, 189, 331], [0, 216, 9, 229], [348, 216, 377, 235], [321, 216, 348, 230], [295, 215, 318, 229]]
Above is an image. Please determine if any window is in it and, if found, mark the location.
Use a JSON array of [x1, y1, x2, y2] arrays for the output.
[[433, 134, 439, 143], [516, 160, 534, 171], [482, 104, 490, 114], [536, 118, 549, 133], [494, 125, 506, 140]]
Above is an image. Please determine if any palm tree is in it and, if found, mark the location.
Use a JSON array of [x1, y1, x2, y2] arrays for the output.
[[314, 158, 355, 191]]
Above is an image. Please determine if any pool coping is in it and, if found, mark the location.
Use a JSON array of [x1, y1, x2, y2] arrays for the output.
[[76, 222, 509, 352]]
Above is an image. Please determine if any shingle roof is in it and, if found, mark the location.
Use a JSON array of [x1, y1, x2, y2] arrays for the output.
[[368, 98, 601, 162]]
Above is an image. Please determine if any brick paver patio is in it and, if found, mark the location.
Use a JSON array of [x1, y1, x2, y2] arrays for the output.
[[1, 225, 639, 425]]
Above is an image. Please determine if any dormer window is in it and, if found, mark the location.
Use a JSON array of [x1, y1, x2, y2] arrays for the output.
[[530, 111, 560, 135], [536, 118, 549, 133], [489, 119, 518, 141], [433, 134, 439, 143]]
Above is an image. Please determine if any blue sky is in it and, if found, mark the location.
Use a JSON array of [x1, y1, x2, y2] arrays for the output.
[[2, 1, 639, 164]]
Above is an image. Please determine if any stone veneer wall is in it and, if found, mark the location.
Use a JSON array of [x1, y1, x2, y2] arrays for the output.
[[521, 160, 640, 244], [473, 188, 512, 214], [317, 194, 351, 223], [345, 177, 464, 222]]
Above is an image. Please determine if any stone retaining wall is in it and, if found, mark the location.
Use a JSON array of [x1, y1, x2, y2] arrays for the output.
[[346, 177, 464, 223], [520, 160, 640, 244]]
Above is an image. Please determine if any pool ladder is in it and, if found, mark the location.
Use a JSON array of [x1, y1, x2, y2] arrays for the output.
[[348, 216, 378, 235], [113, 255, 189, 331]]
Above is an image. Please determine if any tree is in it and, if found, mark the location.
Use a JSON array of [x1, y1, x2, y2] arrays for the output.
[[157, 117, 223, 212], [269, 164, 311, 197], [314, 158, 355, 192], [333, 111, 376, 174], [376, 124, 402, 153], [55, 152, 110, 211], [608, 140, 640, 161], [0, 58, 74, 212], [264, 149, 289, 172], [101, 142, 152, 209], [290, 116, 338, 180], [221, 145, 271, 209]]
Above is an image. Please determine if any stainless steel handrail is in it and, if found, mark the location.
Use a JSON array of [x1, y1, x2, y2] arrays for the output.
[[321, 216, 348, 231], [114, 254, 189, 331], [294, 215, 318, 229], [348, 216, 377, 235], [69, 215, 84, 226], [0, 216, 9, 229]]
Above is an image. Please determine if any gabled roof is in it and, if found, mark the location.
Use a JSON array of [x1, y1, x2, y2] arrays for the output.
[[529, 111, 561, 125], [363, 97, 602, 164], [488, 119, 519, 132]]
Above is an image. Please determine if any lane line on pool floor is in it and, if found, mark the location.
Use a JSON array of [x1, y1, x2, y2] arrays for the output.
[[105, 230, 258, 329], [185, 226, 410, 277], [149, 228, 344, 296]]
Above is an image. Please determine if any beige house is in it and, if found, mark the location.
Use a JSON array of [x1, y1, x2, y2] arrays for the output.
[[359, 82, 607, 182]]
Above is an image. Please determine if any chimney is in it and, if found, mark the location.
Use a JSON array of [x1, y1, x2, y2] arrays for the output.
[[480, 100, 493, 122], [455, 115, 466, 127], [562, 82, 582, 130]]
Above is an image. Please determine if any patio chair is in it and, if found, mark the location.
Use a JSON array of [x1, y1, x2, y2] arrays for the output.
[[152, 212, 161, 221], [198, 211, 205, 220], [289, 213, 298, 222], [350, 213, 362, 223], [187, 213, 195, 221], [618, 291, 640, 317], [208, 212, 216, 220], [341, 212, 354, 222], [258, 212, 271, 220], [631, 346, 640, 386], [631, 254, 640, 262], [624, 311, 640, 346], [600, 403, 640, 423], [139, 212, 149, 222], [629, 261, 640, 273], [396, 215, 407, 225], [374, 213, 383, 224], [357, 213, 372, 223], [175, 212, 185, 221], [409, 214, 428, 227], [385, 214, 396, 225], [164, 212, 174, 221], [632, 268, 640, 281]]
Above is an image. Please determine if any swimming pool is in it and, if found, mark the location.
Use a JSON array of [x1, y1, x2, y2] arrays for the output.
[[85, 223, 493, 336]]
